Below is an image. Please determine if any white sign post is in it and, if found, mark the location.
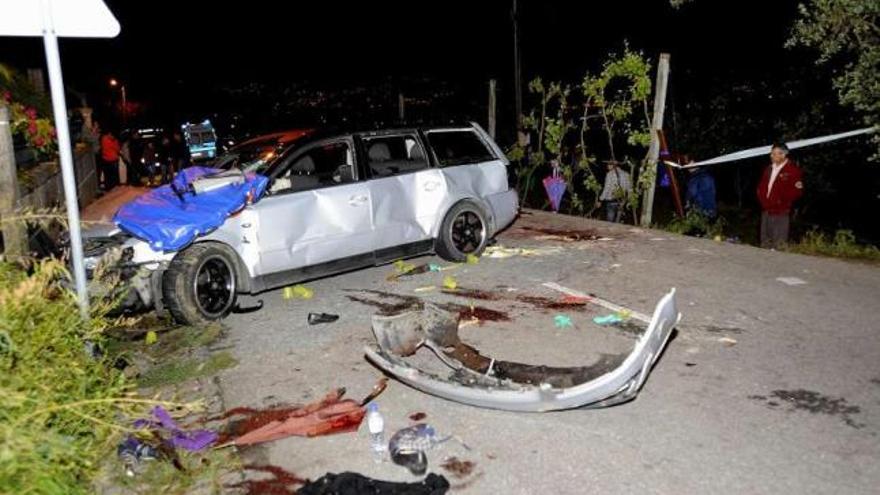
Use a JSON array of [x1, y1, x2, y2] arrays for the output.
[[0, 0, 120, 318]]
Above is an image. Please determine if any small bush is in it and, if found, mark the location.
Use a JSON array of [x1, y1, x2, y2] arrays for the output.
[[786, 229, 880, 261], [0, 260, 132, 494], [665, 210, 725, 238]]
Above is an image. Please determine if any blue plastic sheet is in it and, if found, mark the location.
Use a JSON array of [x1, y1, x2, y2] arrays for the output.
[[114, 167, 269, 252]]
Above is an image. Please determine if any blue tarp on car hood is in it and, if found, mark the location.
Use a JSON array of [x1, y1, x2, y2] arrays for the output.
[[114, 167, 269, 252]]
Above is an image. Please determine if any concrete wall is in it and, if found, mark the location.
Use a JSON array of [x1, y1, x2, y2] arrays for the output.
[[17, 148, 98, 210]]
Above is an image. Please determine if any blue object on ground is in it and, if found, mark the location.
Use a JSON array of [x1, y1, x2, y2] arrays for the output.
[[554, 314, 573, 328], [593, 314, 623, 325], [114, 167, 268, 252]]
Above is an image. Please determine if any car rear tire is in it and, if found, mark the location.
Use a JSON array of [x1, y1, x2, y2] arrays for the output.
[[163, 243, 238, 325], [435, 200, 489, 262]]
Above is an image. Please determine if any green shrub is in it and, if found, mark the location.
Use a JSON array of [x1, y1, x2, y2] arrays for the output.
[[0, 260, 131, 494], [665, 210, 725, 238], [786, 229, 880, 261]]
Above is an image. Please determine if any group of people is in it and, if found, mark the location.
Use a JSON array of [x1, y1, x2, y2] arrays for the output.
[[596, 143, 802, 249], [94, 124, 190, 191]]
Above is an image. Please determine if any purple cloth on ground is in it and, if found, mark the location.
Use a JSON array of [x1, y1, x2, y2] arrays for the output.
[[133, 406, 218, 451]]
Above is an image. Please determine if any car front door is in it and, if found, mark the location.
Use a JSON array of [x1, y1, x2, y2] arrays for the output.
[[250, 137, 374, 284]]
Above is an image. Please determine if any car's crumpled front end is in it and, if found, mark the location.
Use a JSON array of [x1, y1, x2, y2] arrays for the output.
[[81, 226, 173, 312]]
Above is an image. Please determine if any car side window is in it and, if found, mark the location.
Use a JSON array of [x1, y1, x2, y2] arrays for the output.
[[426, 130, 495, 167], [364, 134, 429, 178], [270, 140, 356, 193]]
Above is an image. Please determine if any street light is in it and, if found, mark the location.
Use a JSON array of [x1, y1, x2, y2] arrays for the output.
[[109, 77, 127, 124]]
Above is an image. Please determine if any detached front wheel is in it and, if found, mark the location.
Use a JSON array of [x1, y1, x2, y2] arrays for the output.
[[435, 201, 489, 262], [163, 243, 238, 325]]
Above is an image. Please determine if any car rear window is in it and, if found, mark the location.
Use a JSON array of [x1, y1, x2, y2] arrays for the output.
[[364, 134, 429, 177], [426, 130, 495, 167]]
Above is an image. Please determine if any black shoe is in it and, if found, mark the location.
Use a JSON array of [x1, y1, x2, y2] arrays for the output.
[[308, 313, 339, 325]]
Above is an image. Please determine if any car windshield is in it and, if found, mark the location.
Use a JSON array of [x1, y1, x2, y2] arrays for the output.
[[212, 137, 283, 174]]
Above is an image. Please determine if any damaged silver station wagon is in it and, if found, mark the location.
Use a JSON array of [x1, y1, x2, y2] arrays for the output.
[[86, 123, 518, 325]]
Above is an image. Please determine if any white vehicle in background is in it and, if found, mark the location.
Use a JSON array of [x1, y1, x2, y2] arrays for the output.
[[86, 122, 519, 325], [182, 120, 218, 161]]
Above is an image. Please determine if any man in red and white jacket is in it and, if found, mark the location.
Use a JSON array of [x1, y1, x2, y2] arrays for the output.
[[756, 143, 803, 249]]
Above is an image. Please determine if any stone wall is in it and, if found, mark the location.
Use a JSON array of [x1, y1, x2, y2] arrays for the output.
[[17, 147, 98, 210]]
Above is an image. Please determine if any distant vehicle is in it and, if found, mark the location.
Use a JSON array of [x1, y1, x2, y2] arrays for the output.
[[182, 120, 217, 161], [86, 122, 519, 325], [212, 129, 312, 172], [134, 127, 165, 173]]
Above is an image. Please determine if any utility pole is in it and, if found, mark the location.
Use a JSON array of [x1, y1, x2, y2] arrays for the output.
[[640, 53, 670, 227], [398, 92, 405, 122], [121, 84, 127, 125], [488, 79, 497, 139], [512, 0, 522, 130], [0, 104, 27, 257]]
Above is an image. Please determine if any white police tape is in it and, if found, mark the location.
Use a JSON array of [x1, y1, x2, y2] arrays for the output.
[[665, 127, 877, 169]]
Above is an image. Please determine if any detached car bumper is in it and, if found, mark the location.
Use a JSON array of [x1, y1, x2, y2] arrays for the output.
[[364, 288, 680, 412]]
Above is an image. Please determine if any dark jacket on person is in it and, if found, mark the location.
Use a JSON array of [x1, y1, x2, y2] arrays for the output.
[[686, 168, 717, 218]]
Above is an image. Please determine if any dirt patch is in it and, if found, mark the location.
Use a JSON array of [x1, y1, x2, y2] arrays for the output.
[[345, 294, 420, 315], [698, 325, 745, 335], [441, 457, 476, 479], [440, 303, 511, 323], [441, 288, 503, 301], [510, 225, 600, 241], [442, 287, 591, 312], [750, 390, 864, 428], [409, 412, 427, 421], [514, 294, 590, 311], [227, 464, 306, 494], [447, 342, 625, 388], [346, 290, 511, 323], [608, 320, 646, 338]]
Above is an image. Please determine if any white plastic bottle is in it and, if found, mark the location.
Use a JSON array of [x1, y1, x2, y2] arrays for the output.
[[366, 403, 386, 462]]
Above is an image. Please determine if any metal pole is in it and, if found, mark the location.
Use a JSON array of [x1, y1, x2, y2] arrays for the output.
[[512, 0, 522, 129], [121, 84, 127, 125], [42, 20, 89, 318], [488, 79, 497, 139], [640, 53, 670, 227], [398, 92, 405, 122]]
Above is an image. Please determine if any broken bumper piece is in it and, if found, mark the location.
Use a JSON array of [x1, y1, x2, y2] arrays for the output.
[[364, 288, 680, 412]]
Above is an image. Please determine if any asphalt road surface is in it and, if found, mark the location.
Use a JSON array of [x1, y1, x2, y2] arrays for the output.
[[216, 210, 880, 494]]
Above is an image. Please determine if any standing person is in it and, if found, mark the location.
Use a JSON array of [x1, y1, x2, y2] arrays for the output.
[[159, 133, 173, 184], [118, 132, 131, 186], [87, 121, 102, 187], [142, 141, 159, 185], [169, 130, 189, 174], [597, 161, 632, 223], [128, 132, 143, 186], [685, 164, 717, 220], [757, 143, 804, 249], [99, 128, 121, 191]]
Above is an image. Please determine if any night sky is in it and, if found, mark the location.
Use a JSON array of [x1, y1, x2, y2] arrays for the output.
[[2, 0, 811, 116], [2, 0, 877, 238]]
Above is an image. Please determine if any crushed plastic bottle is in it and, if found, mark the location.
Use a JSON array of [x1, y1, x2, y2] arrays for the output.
[[366, 403, 386, 462], [117, 436, 159, 477], [389, 423, 443, 475]]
